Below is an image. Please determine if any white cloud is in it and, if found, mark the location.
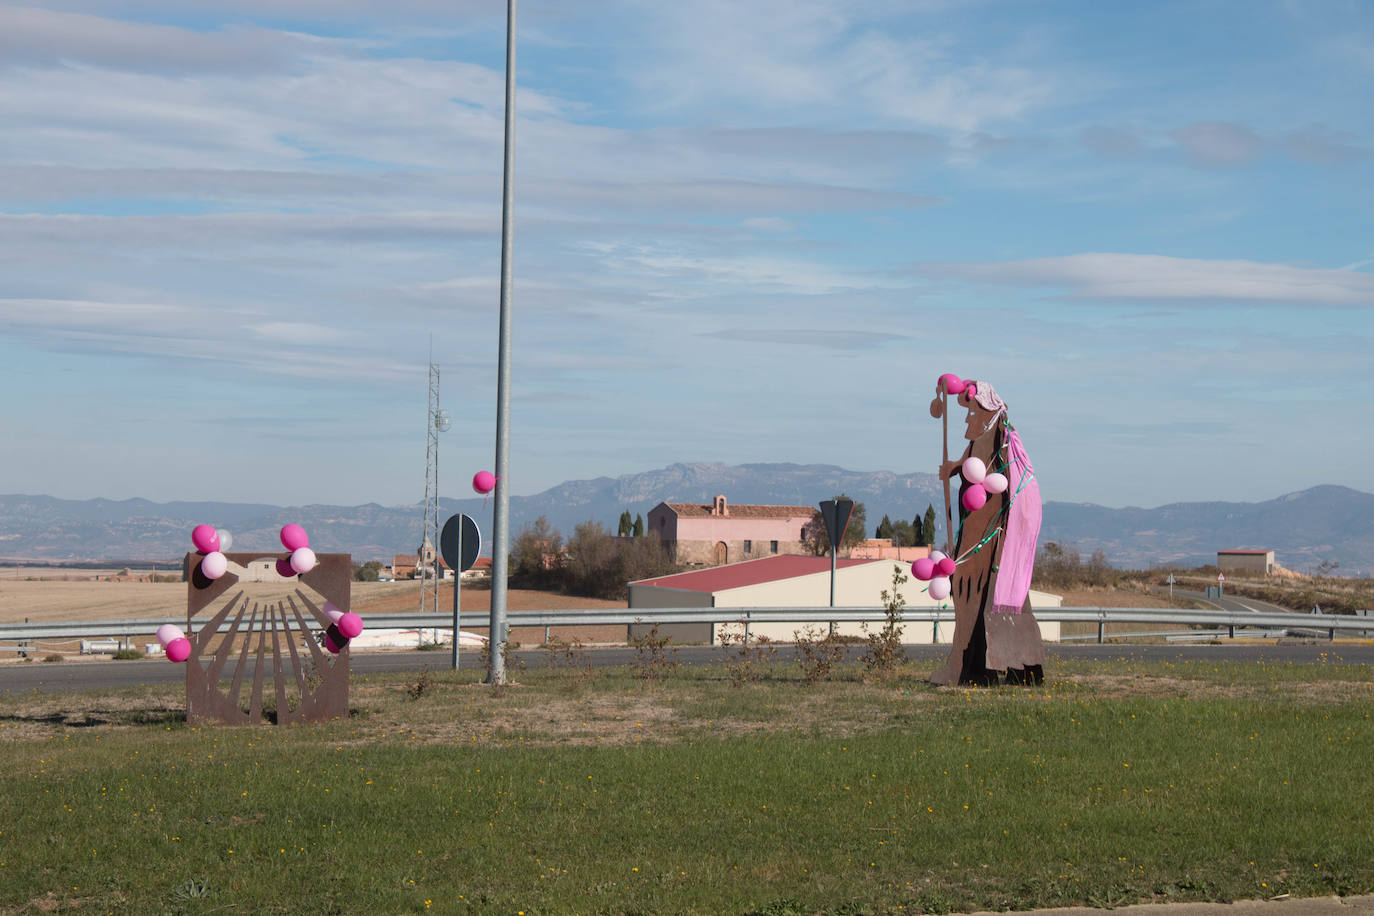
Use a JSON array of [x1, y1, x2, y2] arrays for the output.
[[741, 217, 796, 233], [931, 253, 1374, 305], [618, 0, 1055, 132], [595, 245, 898, 296], [1283, 126, 1369, 164], [701, 327, 903, 350], [1171, 122, 1264, 167], [0, 7, 314, 75]]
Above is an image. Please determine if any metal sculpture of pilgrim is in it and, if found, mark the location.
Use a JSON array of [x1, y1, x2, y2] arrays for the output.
[[926, 374, 1046, 686]]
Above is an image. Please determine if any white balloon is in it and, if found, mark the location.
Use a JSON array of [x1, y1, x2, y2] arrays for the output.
[[155, 623, 184, 647], [961, 457, 987, 484], [202, 551, 228, 580], [929, 550, 947, 562], [983, 473, 1009, 495], [290, 547, 317, 575], [928, 576, 952, 600], [216, 529, 233, 551]]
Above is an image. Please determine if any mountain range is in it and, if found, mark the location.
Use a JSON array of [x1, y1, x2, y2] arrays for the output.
[[1, 463, 1369, 575]]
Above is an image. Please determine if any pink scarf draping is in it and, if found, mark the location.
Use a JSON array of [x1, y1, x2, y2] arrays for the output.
[[992, 429, 1040, 615]]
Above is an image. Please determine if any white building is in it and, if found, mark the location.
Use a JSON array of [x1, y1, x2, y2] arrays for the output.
[[629, 555, 1061, 645]]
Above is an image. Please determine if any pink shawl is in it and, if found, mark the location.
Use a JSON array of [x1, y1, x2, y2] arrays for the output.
[[992, 429, 1041, 615]]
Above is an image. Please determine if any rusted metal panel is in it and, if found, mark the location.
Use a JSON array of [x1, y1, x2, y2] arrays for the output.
[[185, 551, 351, 725]]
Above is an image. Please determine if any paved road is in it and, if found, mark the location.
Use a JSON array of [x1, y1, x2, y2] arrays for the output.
[[2, 642, 1370, 695], [1174, 587, 1296, 616]]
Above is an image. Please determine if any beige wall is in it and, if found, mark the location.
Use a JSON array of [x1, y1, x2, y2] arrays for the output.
[[671, 538, 808, 565], [1217, 552, 1274, 574]]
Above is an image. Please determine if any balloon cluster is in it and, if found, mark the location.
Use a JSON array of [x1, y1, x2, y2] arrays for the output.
[[937, 373, 977, 397], [472, 470, 496, 495], [912, 550, 956, 600], [277, 524, 317, 577], [322, 601, 366, 655], [958, 457, 1009, 511], [191, 524, 233, 580], [156, 623, 192, 663]]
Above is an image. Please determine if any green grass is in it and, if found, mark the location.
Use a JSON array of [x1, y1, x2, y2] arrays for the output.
[[1, 660, 1372, 915]]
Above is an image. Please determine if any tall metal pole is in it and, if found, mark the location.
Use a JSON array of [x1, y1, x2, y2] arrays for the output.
[[487, 0, 517, 685]]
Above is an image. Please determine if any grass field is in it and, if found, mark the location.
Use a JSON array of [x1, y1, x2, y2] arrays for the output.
[[2, 656, 1372, 915]]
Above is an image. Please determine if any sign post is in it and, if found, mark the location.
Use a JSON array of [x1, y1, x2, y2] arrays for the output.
[[441, 513, 481, 671], [1217, 572, 1225, 597], [818, 498, 855, 634], [1167, 572, 1176, 601]]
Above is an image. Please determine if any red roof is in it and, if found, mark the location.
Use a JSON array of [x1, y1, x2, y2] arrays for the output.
[[661, 502, 815, 519], [633, 555, 877, 593], [1218, 549, 1271, 555]]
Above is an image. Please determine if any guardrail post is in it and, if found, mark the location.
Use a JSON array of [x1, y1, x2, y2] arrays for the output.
[[1228, 624, 1235, 639], [743, 611, 751, 645], [544, 625, 550, 645], [1097, 619, 1104, 644], [932, 619, 939, 643]]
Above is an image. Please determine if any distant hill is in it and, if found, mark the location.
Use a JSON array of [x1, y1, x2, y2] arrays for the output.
[[1, 469, 1369, 575], [1038, 484, 1374, 573]]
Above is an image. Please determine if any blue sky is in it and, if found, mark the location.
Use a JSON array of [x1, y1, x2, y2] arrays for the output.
[[1, 0, 1370, 510]]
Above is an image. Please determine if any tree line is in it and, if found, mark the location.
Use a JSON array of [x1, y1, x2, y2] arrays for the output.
[[872, 505, 938, 548], [510, 516, 679, 600]]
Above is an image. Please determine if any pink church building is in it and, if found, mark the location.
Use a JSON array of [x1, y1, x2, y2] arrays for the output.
[[646, 495, 815, 566]]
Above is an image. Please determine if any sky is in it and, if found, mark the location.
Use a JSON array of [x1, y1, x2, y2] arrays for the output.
[[1, 0, 1370, 511]]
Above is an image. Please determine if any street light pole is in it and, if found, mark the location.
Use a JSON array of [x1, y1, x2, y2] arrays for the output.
[[487, 0, 517, 686]]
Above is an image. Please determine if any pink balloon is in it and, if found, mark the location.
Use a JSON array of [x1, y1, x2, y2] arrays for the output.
[[280, 524, 309, 551], [961, 457, 987, 484], [936, 557, 956, 577], [191, 524, 220, 554], [323, 632, 343, 655], [472, 470, 496, 494], [338, 612, 364, 640], [201, 551, 228, 580], [966, 382, 977, 397], [166, 637, 192, 663], [961, 485, 988, 512], [275, 558, 297, 579], [155, 624, 184, 647], [928, 576, 952, 600], [983, 472, 1009, 494], [912, 558, 936, 581], [290, 547, 317, 575], [938, 373, 966, 395]]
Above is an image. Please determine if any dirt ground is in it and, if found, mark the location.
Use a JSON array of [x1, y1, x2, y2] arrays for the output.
[[3, 670, 1372, 745], [0, 577, 632, 655], [0, 576, 626, 624]]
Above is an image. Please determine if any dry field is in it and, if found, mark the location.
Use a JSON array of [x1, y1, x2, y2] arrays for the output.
[[0, 575, 627, 625]]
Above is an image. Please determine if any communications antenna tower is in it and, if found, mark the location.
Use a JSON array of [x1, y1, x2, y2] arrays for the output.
[[420, 362, 451, 615]]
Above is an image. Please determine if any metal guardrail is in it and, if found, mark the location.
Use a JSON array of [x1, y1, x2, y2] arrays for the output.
[[1, 606, 1370, 649]]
